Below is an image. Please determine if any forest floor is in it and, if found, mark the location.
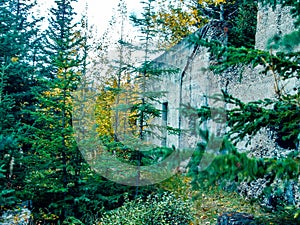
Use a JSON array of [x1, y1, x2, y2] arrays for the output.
[[159, 175, 299, 225], [192, 187, 299, 225]]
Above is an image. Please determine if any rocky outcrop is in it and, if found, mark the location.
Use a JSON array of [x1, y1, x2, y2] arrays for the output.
[[236, 175, 300, 212]]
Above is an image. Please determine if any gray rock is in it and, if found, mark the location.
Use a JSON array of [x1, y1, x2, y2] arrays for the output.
[[0, 208, 31, 225], [216, 212, 258, 225]]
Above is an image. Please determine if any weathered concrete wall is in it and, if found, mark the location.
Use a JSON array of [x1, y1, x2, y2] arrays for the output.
[[147, 3, 297, 156], [147, 27, 225, 150], [255, 3, 295, 50]]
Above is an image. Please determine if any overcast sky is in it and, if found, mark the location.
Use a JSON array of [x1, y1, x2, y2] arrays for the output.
[[37, 0, 142, 36], [35, 0, 157, 69]]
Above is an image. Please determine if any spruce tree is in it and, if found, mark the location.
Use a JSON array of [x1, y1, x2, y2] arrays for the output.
[[111, 0, 178, 191], [0, 0, 42, 209], [25, 0, 85, 222]]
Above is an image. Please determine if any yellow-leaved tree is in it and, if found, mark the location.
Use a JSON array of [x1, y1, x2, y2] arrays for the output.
[[95, 76, 139, 142]]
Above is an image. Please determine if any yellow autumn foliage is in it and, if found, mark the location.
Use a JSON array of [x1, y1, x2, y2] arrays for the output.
[[11, 56, 19, 63], [153, 0, 229, 48], [95, 77, 139, 140]]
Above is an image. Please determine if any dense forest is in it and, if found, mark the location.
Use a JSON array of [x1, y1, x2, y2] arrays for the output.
[[0, 0, 299, 224]]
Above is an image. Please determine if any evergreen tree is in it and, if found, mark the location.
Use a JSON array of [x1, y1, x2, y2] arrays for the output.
[[90, 0, 179, 194], [117, 0, 178, 191], [227, 0, 257, 48], [0, 63, 18, 207], [25, 0, 85, 222], [93, 0, 137, 142], [0, 0, 42, 209]]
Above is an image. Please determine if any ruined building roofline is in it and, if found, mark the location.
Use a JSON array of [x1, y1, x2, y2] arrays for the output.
[[153, 19, 229, 64]]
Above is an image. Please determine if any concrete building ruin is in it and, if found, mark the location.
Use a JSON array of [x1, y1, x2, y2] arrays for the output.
[[146, 2, 299, 157]]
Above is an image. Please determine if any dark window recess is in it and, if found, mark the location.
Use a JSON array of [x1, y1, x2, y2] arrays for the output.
[[161, 102, 168, 146], [162, 102, 168, 122]]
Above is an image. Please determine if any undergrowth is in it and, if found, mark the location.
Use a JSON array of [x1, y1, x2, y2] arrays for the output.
[[159, 174, 300, 225]]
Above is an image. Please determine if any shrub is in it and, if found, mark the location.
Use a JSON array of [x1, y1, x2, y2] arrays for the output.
[[98, 192, 195, 225]]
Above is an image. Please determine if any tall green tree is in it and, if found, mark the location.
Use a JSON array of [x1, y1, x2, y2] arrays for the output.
[[0, 0, 42, 208], [25, 0, 85, 222], [113, 0, 178, 192]]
